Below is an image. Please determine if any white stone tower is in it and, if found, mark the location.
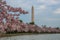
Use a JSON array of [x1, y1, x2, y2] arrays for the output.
[[31, 6, 34, 23]]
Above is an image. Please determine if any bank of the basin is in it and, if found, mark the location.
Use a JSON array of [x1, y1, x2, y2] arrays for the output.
[[0, 33, 60, 38], [0, 34, 60, 40]]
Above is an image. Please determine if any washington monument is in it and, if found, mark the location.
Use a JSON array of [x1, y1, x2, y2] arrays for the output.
[[31, 6, 34, 23]]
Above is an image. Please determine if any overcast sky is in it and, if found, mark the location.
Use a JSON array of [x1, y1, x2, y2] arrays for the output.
[[6, 0, 60, 27]]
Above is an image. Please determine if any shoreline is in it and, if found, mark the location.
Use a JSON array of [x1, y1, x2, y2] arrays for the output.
[[0, 33, 60, 38]]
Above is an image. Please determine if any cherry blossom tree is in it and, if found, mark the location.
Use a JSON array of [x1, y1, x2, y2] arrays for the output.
[[0, 0, 60, 34], [0, 0, 28, 33]]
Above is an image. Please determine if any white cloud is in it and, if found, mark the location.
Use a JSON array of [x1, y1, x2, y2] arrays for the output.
[[47, 18, 60, 21], [50, 0, 57, 4], [39, 5, 46, 9], [36, 0, 46, 3], [36, 5, 46, 10], [41, 18, 60, 21], [6, 0, 31, 8], [36, 0, 60, 5], [53, 8, 60, 14], [34, 5, 47, 15]]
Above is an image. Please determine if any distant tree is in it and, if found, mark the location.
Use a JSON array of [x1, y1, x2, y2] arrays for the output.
[[55, 27, 59, 29], [29, 22, 35, 25], [42, 25, 47, 28], [19, 20, 23, 22]]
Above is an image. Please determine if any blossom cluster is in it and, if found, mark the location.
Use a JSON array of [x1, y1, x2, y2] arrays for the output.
[[0, 0, 28, 33]]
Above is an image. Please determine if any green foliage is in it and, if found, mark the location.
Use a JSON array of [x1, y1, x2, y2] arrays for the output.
[[19, 20, 23, 22], [29, 22, 35, 25], [55, 27, 59, 29], [42, 25, 47, 28]]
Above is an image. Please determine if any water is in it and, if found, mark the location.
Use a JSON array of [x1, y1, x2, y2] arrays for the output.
[[0, 34, 60, 40]]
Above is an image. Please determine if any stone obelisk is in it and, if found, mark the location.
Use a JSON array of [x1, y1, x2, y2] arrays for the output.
[[31, 6, 34, 23]]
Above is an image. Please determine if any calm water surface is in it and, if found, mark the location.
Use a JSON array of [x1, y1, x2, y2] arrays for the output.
[[0, 34, 60, 40]]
